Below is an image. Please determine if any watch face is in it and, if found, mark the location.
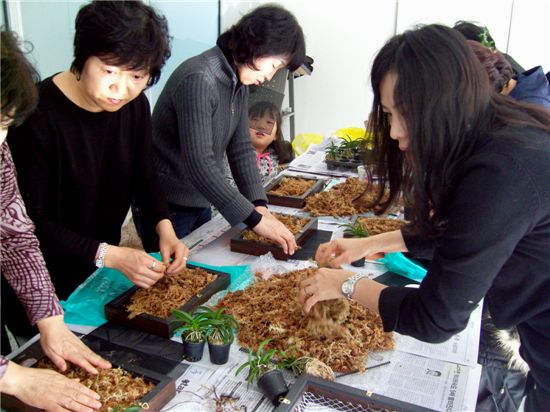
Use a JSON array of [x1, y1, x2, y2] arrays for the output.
[[341, 280, 352, 296]]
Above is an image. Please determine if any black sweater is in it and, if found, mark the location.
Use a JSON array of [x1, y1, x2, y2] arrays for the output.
[[379, 126, 550, 411], [8, 77, 169, 299]]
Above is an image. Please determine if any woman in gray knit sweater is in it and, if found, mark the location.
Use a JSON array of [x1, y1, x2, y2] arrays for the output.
[[137, 4, 306, 256]]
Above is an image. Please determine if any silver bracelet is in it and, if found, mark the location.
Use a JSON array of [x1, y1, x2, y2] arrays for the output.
[[95, 242, 108, 268]]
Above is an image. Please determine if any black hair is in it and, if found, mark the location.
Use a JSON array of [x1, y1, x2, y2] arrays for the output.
[[217, 4, 306, 72], [453, 20, 495, 45], [248, 101, 294, 163], [467, 40, 514, 93], [1, 30, 39, 126], [367, 24, 550, 236], [70, 0, 171, 86]]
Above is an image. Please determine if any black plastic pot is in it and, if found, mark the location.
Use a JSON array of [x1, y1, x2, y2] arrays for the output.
[[182, 339, 205, 362], [208, 341, 231, 365], [351, 257, 366, 267], [257, 369, 288, 406]]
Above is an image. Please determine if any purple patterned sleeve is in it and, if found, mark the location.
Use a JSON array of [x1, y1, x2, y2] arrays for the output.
[[0, 143, 63, 324], [0, 356, 8, 380]]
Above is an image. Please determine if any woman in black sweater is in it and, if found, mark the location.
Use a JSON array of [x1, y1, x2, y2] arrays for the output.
[[7, 2, 189, 306], [300, 25, 550, 411]]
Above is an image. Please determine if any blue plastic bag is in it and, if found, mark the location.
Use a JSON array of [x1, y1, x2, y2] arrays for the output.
[[61, 252, 253, 327], [378, 252, 427, 283]]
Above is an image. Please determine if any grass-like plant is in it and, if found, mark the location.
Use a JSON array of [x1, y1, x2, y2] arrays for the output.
[[235, 338, 279, 387], [340, 221, 370, 238], [171, 309, 210, 343], [198, 305, 240, 345]]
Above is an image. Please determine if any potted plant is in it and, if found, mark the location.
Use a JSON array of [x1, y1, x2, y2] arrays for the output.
[[325, 142, 339, 161], [277, 348, 335, 381], [340, 221, 370, 267], [172, 309, 210, 362], [235, 338, 288, 406], [199, 305, 239, 365]]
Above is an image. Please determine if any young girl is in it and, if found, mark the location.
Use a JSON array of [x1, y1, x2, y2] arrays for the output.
[[300, 24, 550, 411], [248, 101, 294, 185]]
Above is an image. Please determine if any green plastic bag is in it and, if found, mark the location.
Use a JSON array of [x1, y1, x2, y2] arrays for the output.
[[378, 252, 427, 283], [61, 253, 253, 327]]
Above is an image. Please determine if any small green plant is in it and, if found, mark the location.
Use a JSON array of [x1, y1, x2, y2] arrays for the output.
[[340, 221, 370, 238], [235, 338, 279, 387], [325, 142, 339, 160], [112, 405, 144, 412], [198, 305, 240, 345], [171, 309, 210, 343]]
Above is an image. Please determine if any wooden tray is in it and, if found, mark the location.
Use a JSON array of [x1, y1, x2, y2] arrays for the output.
[[230, 216, 318, 260], [275, 374, 437, 412], [104, 264, 230, 338], [2, 349, 176, 412], [265, 176, 325, 208]]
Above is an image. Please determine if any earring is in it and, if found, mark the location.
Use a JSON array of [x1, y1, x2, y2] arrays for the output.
[[75, 73, 81, 81]]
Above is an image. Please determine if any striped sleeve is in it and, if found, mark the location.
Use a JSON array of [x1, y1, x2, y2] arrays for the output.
[[0, 143, 63, 325]]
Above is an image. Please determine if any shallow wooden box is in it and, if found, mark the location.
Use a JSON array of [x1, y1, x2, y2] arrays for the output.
[[2, 349, 176, 412], [275, 374, 437, 412], [104, 264, 230, 338], [230, 216, 318, 260], [265, 175, 325, 208]]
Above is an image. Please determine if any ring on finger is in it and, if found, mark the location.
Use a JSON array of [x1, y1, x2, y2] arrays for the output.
[[149, 261, 157, 270], [183, 256, 188, 261]]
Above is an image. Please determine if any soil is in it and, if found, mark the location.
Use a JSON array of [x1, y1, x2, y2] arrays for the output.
[[126, 267, 217, 319], [37, 359, 153, 412], [218, 268, 394, 373], [355, 216, 407, 235], [267, 177, 316, 197], [304, 177, 386, 216], [241, 213, 309, 246]]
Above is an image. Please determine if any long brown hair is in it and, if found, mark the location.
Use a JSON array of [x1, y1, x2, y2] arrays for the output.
[[367, 24, 550, 237]]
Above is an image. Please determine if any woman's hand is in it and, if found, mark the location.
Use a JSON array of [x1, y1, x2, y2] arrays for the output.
[[253, 212, 298, 255], [316, 230, 407, 268], [156, 219, 189, 275], [37, 315, 111, 375], [298, 268, 352, 313], [0, 361, 102, 411], [104, 245, 165, 288]]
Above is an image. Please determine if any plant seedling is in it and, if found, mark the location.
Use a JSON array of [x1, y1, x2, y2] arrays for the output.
[[171, 309, 210, 343], [235, 338, 279, 388]]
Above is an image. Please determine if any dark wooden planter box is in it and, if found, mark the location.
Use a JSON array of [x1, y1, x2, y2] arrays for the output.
[[265, 176, 325, 208], [104, 264, 230, 338], [230, 216, 318, 260], [275, 374, 437, 412], [2, 346, 176, 412]]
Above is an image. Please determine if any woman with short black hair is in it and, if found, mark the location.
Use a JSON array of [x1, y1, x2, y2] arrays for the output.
[[7, 1, 188, 317], [142, 4, 306, 254]]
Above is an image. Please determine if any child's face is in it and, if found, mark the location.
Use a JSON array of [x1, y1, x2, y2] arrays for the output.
[[77, 56, 150, 112], [249, 112, 278, 153]]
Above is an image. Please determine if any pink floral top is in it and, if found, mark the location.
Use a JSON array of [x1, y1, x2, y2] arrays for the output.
[[0, 142, 63, 378]]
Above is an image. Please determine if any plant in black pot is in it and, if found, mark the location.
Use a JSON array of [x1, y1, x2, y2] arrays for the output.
[[172, 309, 210, 362], [235, 338, 288, 406], [199, 305, 239, 365], [340, 221, 370, 267]]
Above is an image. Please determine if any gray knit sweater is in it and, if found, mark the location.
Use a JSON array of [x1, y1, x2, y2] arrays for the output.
[[152, 46, 267, 226]]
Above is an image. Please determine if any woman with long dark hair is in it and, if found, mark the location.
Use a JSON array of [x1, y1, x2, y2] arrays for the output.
[[300, 24, 550, 411]]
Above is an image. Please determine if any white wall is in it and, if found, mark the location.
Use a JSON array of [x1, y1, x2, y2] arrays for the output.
[[222, 0, 550, 139]]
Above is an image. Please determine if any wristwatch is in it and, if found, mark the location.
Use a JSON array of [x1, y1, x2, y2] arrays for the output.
[[341, 273, 369, 300]]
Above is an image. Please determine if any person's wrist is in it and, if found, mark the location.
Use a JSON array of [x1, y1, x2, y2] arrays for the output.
[[102, 244, 118, 269], [156, 219, 175, 238], [95, 242, 109, 268], [0, 362, 24, 396], [36, 314, 64, 334]]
